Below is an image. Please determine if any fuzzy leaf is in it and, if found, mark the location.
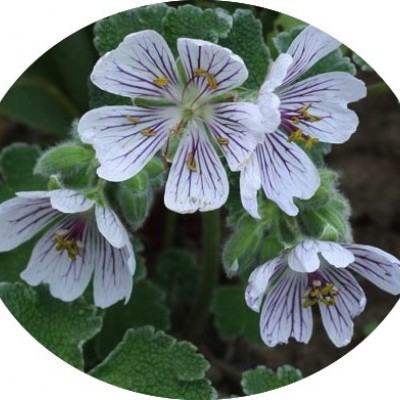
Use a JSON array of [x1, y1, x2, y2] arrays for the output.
[[219, 9, 271, 89], [211, 286, 263, 345], [94, 3, 169, 55], [241, 365, 303, 395], [90, 326, 216, 399], [0, 282, 102, 369], [163, 5, 232, 54], [93, 280, 170, 360]]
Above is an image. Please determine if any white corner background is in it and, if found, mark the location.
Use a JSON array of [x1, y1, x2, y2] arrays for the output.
[[0, 1, 399, 399]]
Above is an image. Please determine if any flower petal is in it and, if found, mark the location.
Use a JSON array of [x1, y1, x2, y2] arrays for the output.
[[318, 242, 355, 268], [240, 154, 262, 219], [177, 38, 248, 98], [164, 122, 229, 213], [260, 268, 312, 346], [318, 266, 366, 347], [206, 102, 264, 171], [78, 105, 179, 181], [283, 25, 340, 86], [245, 255, 286, 312], [344, 244, 400, 295], [0, 195, 58, 252], [95, 205, 128, 249], [279, 72, 367, 143], [92, 232, 135, 308], [256, 131, 320, 216], [20, 216, 94, 302], [49, 189, 94, 214], [91, 30, 180, 101]]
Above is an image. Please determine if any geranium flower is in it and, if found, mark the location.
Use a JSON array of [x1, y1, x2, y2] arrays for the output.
[[240, 26, 367, 218], [0, 189, 135, 308], [78, 30, 264, 213], [245, 239, 400, 347]]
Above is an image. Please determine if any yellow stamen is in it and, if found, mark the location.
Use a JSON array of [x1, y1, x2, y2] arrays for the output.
[[305, 137, 319, 150], [126, 115, 140, 124], [141, 128, 156, 137], [299, 104, 322, 122], [303, 281, 338, 308], [193, 68, 209, 77], [206, 74, 218, 89], [54, 234, 83, 261], [153, 76, 169, 87], [288, 129, 306, 143], [217, 137, 229, 145], [186, 152, 197, 172]]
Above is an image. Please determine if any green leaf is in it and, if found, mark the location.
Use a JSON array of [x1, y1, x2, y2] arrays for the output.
[[0, 282, 102, 370], [163, 5, 232, 54], [88, 81, 131, 109], [34, 142, 94, 177], [219, 9, 271, 89], [241, 365, 303, 395], [154, 248, 200, 304], [211, 286, 263, 345], [94, 4, 169, 55], [0, 77, 79, 136], [90, 326, 216, 400], [0, 143, 47, 202], [353, 53, 373, 72], [93, 280, 170, 360]]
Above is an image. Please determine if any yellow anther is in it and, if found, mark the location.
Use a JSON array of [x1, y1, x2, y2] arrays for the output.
[[193, 68, 209, 77], [299, 104, 322, 123], [291, 116, 300, 125], [305, 137, 319, 150], [141, 128, 157, 137], [320, 283, 335, 296], [217, 137, 229, 145], [153, 76, 169, 87], [303, 280, 338, 308], [303, 298, 318, 308], [53, 234, 83, 261], [126, 115, 141, 124], [171, 120, 185, 136], [186, 153, 197, 172], [288, 129, 306, 143], [206, 74, 218, 89]]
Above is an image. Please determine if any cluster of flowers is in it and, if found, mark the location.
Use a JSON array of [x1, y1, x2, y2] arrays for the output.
[[1, 26, 399, 347]]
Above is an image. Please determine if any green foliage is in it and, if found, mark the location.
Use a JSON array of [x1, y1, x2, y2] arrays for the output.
[[34, 142, 93, 177], [0, 77, 79, 136], [219, 9, 271, 89], [94, 3, 169, 55], [241, 365, 303, 395], [93, 280, 170, 360], [0, 282, 102, 370], [163, 5, 232, 54], [88, 81, 131, 109], [154, 248, 200, 304], [353, 53, 373, 72], [0, 143, 46, 201], [211, 286, 262, 345], [90, 326, 216, 400]]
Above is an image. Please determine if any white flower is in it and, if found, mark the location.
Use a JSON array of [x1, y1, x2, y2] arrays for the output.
[[240, 26, 367, 218], [245, 239, 400, 347], [78, 30, 264, 214], [0, 189, 135, 308]]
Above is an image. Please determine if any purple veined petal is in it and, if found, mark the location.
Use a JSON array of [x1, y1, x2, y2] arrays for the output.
[[317, 241, 355, 268], [240, 154, 262, 219], [20, 216, 94, 302], [164, 122, 229, 213], [343, 244, 400, 295], [91, 30, 180, 101], [317, 265, 366, 347], [16, 191, 52, 199], [256, 131, 320, 216], [0, 195, 58, 252], [260, 53, 293, 93], [78, 105, 179, 182], [205, 102, 264, 171], [283, 25, 341, 86], [177, 38, 248, 99], [92, 229, 134, 309], [49, 189, 94, 214], [259, 268, 312, 346], [245, 254, 286, 312], [279, 72, 367, 144], [95, 205, 128, 249]]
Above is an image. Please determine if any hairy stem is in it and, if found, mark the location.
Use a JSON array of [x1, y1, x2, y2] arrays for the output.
[[185, 209, 221, 337]]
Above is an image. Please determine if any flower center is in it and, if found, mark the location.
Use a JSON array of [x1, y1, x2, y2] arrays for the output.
[[53, 218, 86, 261], [303, 276, 338, 308]]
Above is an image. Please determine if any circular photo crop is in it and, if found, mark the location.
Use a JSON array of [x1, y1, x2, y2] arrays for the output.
[[0, 1, 399, 398]]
